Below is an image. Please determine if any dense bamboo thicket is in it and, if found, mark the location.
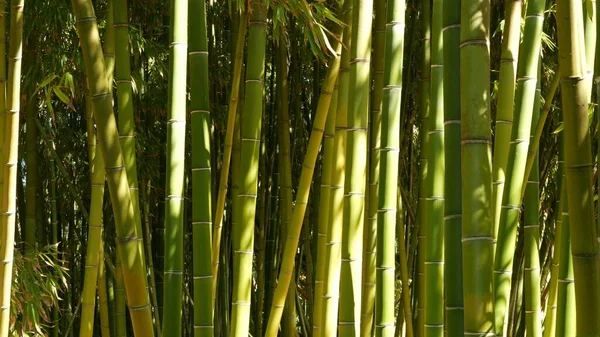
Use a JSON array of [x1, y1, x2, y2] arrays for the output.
[[0, 0, 598, 337]]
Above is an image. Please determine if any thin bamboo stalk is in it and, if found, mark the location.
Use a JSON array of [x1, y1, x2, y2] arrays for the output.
[[263, 28, 343, 337], [0, 0, 24, 332], [442, 0, 463, 334]]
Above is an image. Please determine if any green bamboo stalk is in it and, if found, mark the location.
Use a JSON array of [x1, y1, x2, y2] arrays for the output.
[[339, 0, 372, 332], [71, 0, 155, 334], [264, 27, 343, 337], [491, 0, 522, 253], [312, 82, 338, 336], [0, 0, 24, 334], [277, 31, 297, 337], [556, 0, 600, 334], [555, 160, 575, 337], [143, 181, 162, 337], [0, 0, 6, 232], [114, 247, 126, 337], [79, 115, 108, 337], [375, 0, 405, 335], [113, 0, 147, 294], [360, 0, 385, 332], [542, 132, 564, 337], [424, 1, 444, 336], [442, 0, 463, 335], [492, 0, 546, 334], [521, 72, 559, 200], [321, 2, 352, 335], [230, 2, 267, 335], [460, 0, 494, 335], [189, 0, 213, 334], [211, 10, 247, 301], [162, 0, 188, 334], [79, 5, 114, 334], [523, 63, 541, 337], [98, 243, 111, 337], [397, 193, 413, 337]]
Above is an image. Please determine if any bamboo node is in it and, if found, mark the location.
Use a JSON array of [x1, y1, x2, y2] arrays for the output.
[[192, 275, 212, 280], [77, 16, 97, 23], [445, 306, 464, 310], [350, 58, 370, 64], [170, 42, 188, 47], [129, 304, 151, 311], [441, 24, 460, 32], [118, 235, 138, 244], [461, 138, 491, 145], [558, 278, 574, 283], [444, 214, 461, 220], [461, 236, 494, 243], [459, 39, 489, 48], [194, 325, 214, 329]]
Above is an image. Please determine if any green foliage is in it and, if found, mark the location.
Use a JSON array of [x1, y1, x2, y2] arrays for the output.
[[10, 244, 68, 337]]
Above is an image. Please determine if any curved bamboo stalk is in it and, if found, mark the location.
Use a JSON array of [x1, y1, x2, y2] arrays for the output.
[[321, 2, 351, 335], [71, 0, 155, 334], [263, 27, 343, 337], [312, 79, 338, 336], [79, 4, 114, 334], [113, 0, 147, 303], [277, 31, 297, 337]]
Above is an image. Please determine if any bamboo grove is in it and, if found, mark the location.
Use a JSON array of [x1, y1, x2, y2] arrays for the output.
[[0, 0, 599, 336]]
